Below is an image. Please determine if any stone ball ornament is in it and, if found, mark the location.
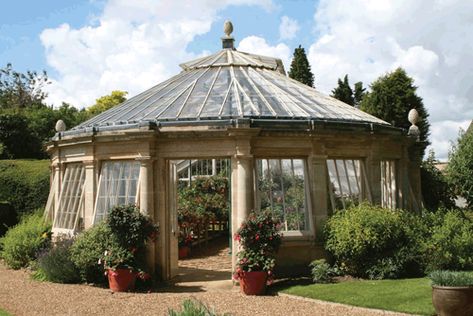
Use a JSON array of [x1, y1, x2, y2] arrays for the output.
[[408, 108, 419, 125], [55, 119, 66, 132], [223, 20, 233, 37]]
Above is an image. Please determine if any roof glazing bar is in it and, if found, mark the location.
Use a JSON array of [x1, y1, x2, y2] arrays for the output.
[[197, 66, 221, 118]]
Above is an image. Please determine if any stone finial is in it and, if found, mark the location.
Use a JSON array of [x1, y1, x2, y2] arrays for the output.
[[55, 119, 66, 132], [222, 20, 235, 49], [223, 20, 233, 37], [407, 108, 420, 140]]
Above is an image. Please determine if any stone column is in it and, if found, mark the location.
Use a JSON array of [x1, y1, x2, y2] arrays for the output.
[[309, 155, 329, 241], [137, 156, 156, 275], [83, 160, 96, 230], [51, 162, 61, 222], [230, 138, 254, 270], [155, 157, 168, 280]]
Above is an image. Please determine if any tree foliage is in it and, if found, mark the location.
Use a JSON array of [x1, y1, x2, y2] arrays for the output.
[[447, 128, 473, 208], [331, 75, 354, 105], [0, 63, 50, 109], [360, 68, 430, 157], [288, 45, 314, 87], [86, 90, 127, 118], [420, 150, 455, 211]]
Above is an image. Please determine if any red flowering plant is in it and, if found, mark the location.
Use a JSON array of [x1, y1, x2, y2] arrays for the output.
[[233, 211, 283, 283]]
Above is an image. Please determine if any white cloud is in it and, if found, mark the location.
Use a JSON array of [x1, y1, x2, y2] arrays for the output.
[[308, 0, 473, 159], [279, 16, 300, 40], [237, 35, 291, 70], [40, 0, 275, 108]]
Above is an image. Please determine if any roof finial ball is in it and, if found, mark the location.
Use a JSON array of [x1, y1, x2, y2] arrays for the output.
[[223, 20, 233, 37], [55, 119, 66, 133], [222, 20, 235, 49], [407, 108, 420, 140]]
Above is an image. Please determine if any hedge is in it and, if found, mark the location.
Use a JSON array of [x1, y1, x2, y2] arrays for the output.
[[0, 160, 50, 224]]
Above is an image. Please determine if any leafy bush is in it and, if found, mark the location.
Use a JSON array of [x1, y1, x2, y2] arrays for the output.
[[429, 270, 473, 287], [69, 222, 113, 283], [168, 299, 227, 316], [422, 210, 473, 272], [0, 212, 51, 269], [35, 238, 80, 283], [324, 203, 421, 279], [0, 160, 50, 218], [310, 259, 334, 283]]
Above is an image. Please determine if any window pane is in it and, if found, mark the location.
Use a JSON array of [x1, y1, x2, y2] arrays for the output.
[[327, 159, 363, 211], [256, 158, 308, 231], [381, 160, 396, 209], [94, 161, 140, 224]]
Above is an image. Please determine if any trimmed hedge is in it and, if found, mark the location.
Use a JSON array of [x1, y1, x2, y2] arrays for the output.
[[0, 160, 50, 219]]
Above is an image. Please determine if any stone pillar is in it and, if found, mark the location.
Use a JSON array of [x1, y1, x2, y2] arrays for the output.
[[51, 162, 61, 222], [155, 157, 168, 280], [137, 156, 156, 275], [408, 142, 423, 212], [309, 155, 328, 241], [83, 160, 96, 229], [231, 138, 254, 271]]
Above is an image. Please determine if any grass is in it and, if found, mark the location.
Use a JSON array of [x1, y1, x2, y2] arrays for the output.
[[0, 308, 11, 316], [280, 278, 435, 316]]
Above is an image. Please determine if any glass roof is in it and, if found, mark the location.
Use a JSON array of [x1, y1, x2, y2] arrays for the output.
[[74, 48, 388, 131]]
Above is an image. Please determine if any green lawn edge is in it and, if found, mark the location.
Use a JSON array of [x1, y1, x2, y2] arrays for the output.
[[0, 308, 12, 316], [280, 278, 435, 316]]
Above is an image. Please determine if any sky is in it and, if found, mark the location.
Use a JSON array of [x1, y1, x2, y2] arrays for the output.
[[1, 0, 472, 160]]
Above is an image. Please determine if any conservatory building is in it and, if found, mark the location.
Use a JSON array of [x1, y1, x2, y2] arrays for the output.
[[45, 22, 422, 280]]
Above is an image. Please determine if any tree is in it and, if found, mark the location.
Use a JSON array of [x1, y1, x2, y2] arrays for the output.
[[288, 45, 314, 87], [0, 113, 43, 159], [0, 63, 50, 109], [86, 90, 127, 118], [420, 150, 455, 211], [331, 75, 354, 105], [353, 81, 366, 107], [360, 68, 430, 157], [447, 128, 473, 208]]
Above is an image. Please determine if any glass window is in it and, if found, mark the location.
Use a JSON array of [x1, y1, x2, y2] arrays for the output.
[[94, 161, 140, 224], [256, 159, 309, 231], [327, 159, 364, 211], [381, 160, 397, 209], [53, 163, 85, 231]]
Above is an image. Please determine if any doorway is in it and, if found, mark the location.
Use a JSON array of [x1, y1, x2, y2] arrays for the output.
[[168, 158, 232, 285]]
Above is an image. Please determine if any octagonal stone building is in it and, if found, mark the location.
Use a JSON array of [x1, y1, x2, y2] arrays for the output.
[[45, 23, 422, 280]]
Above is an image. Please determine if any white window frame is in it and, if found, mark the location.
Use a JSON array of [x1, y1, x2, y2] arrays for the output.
[[52, 163, 85, 234], [326, 158, 370, 212], [92, 160, 141, 225], [381, 160, 397, 209], [255, 158, 312, 236]]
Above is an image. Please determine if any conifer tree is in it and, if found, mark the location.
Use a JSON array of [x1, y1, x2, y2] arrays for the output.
[[288, 45, 314, 87], [360, 67, 430, 157], [331, 75, 354, 105], [353, 81, 366, 107]]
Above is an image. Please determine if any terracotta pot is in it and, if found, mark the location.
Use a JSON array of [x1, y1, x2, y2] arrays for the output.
[[432, 285, 473, 316], [239, 271, 268, 295], [107, 268, 136, 292], [178, 246, 190, 259]]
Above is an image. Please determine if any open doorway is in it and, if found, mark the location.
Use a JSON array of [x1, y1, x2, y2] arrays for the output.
[[169, 158, 232, 285]]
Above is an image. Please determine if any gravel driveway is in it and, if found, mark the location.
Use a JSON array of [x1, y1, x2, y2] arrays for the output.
[[0, 263, 410, 316]]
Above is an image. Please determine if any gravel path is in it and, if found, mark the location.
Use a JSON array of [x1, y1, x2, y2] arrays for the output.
[[0, 262, 411, 316]]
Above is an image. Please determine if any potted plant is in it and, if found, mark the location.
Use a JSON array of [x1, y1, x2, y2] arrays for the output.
[[178, 230, 193, 259], [100, 205, 159, 292], [429, 270, 473, 316], [233, 212, 282, 295]]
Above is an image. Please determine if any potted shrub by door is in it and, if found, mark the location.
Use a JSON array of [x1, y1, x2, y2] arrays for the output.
[[100, 205, 159, 292], [233, 212, 282, 295], [429, 270, 473, 316], [178, 231, 193, 259]]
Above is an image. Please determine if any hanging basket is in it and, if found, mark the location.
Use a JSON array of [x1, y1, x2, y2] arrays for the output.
[[238, 271, 268, 295], [107, 269, 136, 292]]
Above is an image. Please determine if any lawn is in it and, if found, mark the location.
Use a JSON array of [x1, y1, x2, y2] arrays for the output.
[[0, 308, 11, 316], [280, 277, 435, 316]]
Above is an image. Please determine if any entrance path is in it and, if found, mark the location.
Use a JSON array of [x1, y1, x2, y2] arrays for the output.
[[0, 263, 411, 316]]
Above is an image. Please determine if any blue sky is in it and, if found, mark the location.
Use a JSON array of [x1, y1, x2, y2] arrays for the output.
[[1, 0, 472, 160]]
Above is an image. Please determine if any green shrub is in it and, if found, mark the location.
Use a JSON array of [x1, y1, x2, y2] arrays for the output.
[[429, 270, 473, 287], [69, 222, 113, 283], [0, 212, 51, 269], [310, 259, 334, 283], [0, 160, 50, 218], [0, 202, 17, 237], [422, 211, 473, 272], [324, 203, 420, 279], [35, 238, 80, 283], [168, 299, 227, 316]]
